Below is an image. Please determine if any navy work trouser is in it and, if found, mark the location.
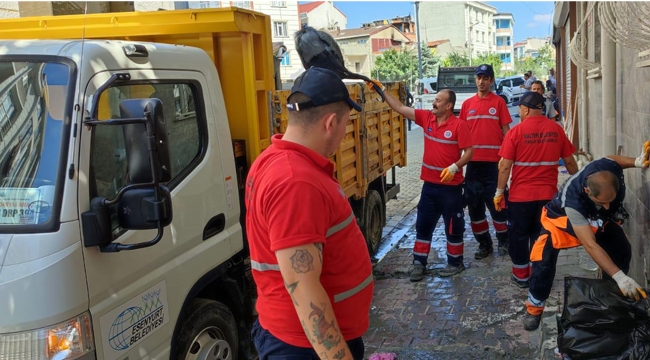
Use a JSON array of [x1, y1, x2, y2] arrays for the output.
[[507, 200, 548, 282], [252, 319, 365, 360], [465, 161, 508, 249], [413, 182, 465, 266], [528, 221, 631, 310]]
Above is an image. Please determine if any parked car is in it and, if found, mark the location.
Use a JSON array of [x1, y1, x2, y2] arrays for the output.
[[496, 75, 526, 104], [415, 77, 437, 109]]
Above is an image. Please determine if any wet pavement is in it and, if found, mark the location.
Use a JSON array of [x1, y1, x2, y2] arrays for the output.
[[367, 126, 597, 359]]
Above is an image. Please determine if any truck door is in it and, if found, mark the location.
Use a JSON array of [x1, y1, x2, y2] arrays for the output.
[[78, 69, 237, 360]]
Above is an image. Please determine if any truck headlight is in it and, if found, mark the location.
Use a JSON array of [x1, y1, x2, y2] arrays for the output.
[[0, 312, 94, 360]]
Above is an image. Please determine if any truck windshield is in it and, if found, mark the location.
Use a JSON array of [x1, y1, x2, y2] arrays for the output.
[[437, 70, 477, 93], [0, 61, 71, 227]]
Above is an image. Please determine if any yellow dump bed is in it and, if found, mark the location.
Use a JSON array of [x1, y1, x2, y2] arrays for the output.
[[0, 7, 407, 199]]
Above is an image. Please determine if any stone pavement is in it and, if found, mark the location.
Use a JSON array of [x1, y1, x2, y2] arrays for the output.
[[367, 126, 598, 359]]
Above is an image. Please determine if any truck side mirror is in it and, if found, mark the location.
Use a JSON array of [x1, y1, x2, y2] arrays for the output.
[[121, 99, 172, 183], [117, 186, 173, 230], [81, 197, 113, 248]]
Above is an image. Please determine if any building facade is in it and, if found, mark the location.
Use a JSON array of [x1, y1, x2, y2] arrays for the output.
[[553, 1, 650, 284], [513, 37, 554, 60], [298, 1, 347, 31], [327, 25, 411, 78], [493, 13, 515, 72], [418, 2, 497, 62]]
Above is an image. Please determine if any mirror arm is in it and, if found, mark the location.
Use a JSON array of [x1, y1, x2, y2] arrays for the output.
[[100, 224, 165, 252], [85, 73, 132, 121]]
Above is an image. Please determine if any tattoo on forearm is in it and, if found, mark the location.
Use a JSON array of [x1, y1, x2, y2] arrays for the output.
[[285, 280, 299, 306], [309, 302, 342, 350], [290, 249, 314, 273], [314, 243, 323, 263], [319, 352, 330, 360], [333, 349, 346, 359], [301, 320, 316, 344]]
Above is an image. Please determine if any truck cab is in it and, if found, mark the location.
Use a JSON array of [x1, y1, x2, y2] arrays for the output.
[[437, 66, 496, 115]]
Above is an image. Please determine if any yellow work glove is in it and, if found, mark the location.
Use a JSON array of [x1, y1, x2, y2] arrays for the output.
[[440, 163, 459, 183], [365, 79, 385, 92], [612, 270, 647, 300], [634, 140, 650, 168], [493, 188, 505, 212]]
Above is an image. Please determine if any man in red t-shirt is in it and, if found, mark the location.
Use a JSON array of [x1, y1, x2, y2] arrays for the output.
[[459, 64, 512, 259], [493, 92, 578, 288], [368, 81, 473, 280], [246, 67, 373, 359]]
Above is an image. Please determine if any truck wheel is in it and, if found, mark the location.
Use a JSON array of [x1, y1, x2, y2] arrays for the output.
[[174, 299, 238, 360], [362, 190, 384, 256]]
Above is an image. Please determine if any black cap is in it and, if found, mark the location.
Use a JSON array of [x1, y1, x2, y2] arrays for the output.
[[287, 67, 362, 112], [475, 64, 494, 78], [518, 92, 545, 109]]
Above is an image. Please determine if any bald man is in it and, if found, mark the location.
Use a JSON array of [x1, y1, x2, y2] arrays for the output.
[[522, 142, 650, 331]]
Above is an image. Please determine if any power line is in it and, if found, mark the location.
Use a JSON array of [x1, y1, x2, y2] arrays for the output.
[[519, 1, 555, 16]]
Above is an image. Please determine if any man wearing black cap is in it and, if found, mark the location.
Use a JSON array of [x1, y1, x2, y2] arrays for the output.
[[459, 64, 512, 259], [246, 67, 372, 359], [492, 92, 578, 289]]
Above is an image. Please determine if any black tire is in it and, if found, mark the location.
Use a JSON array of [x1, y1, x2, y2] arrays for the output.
[[361, 190, 384, 256], [174, 299, 238, 360]]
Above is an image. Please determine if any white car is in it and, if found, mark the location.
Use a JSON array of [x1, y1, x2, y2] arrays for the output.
[[414, 77, 437, 109], [496, 75, 526, 104]]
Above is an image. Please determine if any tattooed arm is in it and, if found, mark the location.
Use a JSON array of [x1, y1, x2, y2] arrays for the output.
[[276, 243, 354, 360]]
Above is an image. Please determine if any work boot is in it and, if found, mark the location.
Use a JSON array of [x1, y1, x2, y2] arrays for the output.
[[510, 275, 530, 288], [498, 241, 509, 256], [437, 263, 466, 277], [522, 312, 542, 331], [410, 262, 426, 282], [474, 246, 493, 259]]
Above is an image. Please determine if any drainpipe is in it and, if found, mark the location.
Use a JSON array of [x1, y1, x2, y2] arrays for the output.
[[601, 12, 617, 156], [579, 2, 589, 154]]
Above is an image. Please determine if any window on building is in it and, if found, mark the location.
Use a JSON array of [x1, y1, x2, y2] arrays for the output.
[[273, 21, 288, 37], [280, 52, 291, 66], [231, 1, 250, 8], [500, 53, 511, 63], [497, 37, 504, 46], [355, 62, 361, 72], [495, 19, 511, 29], [507, 36, 511, 46], [531, 52, 539, 58], [271, 1, 286, 7], [357, 39, 367, 44], [0, 92, 15, 128], [482, 32, 485, 43], [475, 30, 479, 41], [188, 1, 220, 9]]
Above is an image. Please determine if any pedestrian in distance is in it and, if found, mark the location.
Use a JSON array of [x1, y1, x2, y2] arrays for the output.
[[367, 80, 474, 280], [530, 80, 558, 121], [459, 64, 512, 260], [522, 142, 650, 331], [246, 67, 373, 360], [493, 92, 578, 289]]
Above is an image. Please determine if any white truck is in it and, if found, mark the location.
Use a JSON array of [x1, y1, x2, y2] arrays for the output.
[[436, 66, 496, 115], [0, 8, 407, 360]]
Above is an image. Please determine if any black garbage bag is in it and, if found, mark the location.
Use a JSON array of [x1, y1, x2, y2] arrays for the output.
[[557, 277, 650, 360]]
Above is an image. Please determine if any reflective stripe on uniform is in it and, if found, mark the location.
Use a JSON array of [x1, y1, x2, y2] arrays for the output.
[[474, 145, 501, 149], [467, 115, 500, 121], [251, 260, 280, 272], [514, 161, 559, 166], [422, 163, 445, 171], [326, 213, 355, 237], [334, 273, 374, 303], [423, 132, 458, 145]]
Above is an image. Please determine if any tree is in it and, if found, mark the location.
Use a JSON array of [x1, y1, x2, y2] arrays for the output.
[[420, 44, 441, 78], [442, 52, 470, 67], [514, 44, 555, 77], [371, 45, 441, 85], [471, 53, 503, 78]]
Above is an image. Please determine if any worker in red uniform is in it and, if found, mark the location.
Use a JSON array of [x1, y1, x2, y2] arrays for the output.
[[459, 64, 512, 259], [367, 81, 473, 280], [493, 92, 578, 288], [521, 142, 650, 331], [246, 67, 373, 359]]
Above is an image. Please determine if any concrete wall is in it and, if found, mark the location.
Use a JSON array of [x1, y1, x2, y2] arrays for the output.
[[0, 2, 19, 18], [419, 2, 467, 51], [305, 2, 347, 30], [134, 2, 175, 11]]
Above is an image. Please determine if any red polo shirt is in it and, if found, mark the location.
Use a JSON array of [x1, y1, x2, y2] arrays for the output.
[[245, 134, 374, 348], [459, 92, 512, 162], [415, 110, 472, 185], [499, 115, 575, 202]]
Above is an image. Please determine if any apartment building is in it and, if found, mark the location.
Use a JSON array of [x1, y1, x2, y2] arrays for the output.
[[418, 2, 497, 62], [493, 13, 515, 71], [514, 37, 554, 60], [298, 1, 347, 31]]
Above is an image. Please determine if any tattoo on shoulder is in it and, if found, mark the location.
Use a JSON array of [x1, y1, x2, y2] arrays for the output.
[[333, 349, 346, 359], [308, 302, 342, 350], [285, 280, 299, 306], [290, 249, 314, 273], [314, 243, 323, 263]]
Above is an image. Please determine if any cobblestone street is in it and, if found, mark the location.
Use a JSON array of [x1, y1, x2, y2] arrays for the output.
[[368, 124, 596, 359]]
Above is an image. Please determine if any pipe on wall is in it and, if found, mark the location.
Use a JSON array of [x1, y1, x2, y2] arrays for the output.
[[601, 9, 617, 156], [579, 2, 589, 154]]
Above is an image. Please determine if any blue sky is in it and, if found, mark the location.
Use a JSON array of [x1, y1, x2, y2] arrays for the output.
[[330, 1, 555, 42]]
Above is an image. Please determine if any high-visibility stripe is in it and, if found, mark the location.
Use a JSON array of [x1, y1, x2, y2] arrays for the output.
[[334, 273, 373, 303], [470, 220, 489, 233], [493, 220, 507, 233], [415, 239, 432, 244], [514, 161, 559, 166], [512, 263, 530, 269], [413, 251, 429, 256], [467, 115, 500, 120], [561, 164, 589, 208], [251, 260, 280, 272], [423, 132, 458, 144], [447, 241, 463, 257], [422, 163, 445, 171], [326, 213, 354, 237], [474, 145, 501, 149]]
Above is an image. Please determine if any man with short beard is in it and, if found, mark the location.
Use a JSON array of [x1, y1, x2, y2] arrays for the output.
[[367, 81, 474, 280]]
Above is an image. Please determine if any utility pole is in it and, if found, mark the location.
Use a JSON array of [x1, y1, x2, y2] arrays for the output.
[[415, 1, 423, 79]]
